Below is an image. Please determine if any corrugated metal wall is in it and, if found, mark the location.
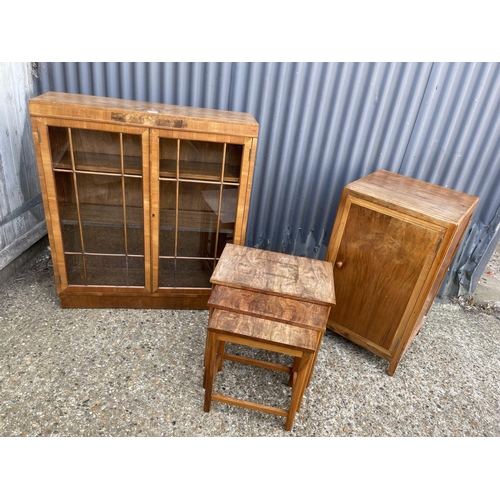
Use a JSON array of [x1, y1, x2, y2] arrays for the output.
[[0, 62, 45, 272], [32, 62, 500, 296], [398, 63, 500, 294]]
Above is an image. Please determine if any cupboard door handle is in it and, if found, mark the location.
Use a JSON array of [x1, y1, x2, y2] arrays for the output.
[[335, 261, 343, 269]]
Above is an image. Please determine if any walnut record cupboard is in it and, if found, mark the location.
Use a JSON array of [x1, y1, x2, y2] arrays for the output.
[[325, 170, 479, 375], [30, 92, 258, 309]]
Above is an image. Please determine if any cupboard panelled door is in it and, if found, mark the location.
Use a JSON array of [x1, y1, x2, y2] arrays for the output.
[[38, 120, 150, 293], [328, 196, 444, 359]]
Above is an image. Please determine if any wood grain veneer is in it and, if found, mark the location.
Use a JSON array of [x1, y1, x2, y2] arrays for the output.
[[30, 92, 258, 309], [211, 243, 335, 306], [325, 169, 479, 375]]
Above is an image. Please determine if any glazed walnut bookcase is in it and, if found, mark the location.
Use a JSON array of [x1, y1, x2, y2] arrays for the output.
[[29, 92, 258, 309], [325, 170, 479, 375]]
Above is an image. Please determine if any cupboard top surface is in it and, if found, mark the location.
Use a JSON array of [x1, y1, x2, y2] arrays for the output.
[[29, 92, 259, 137], [347, 170, 479, 224], [211, 244, 335, 306]]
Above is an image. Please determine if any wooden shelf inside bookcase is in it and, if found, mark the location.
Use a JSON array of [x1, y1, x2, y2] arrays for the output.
[[59, 204, 235, 232], [159, 159, 240, 183], [53, 152, 241, 183], [67, 266, 145, 288], [53, 151, 143, 176]]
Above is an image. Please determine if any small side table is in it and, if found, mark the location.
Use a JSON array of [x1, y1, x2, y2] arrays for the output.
[[203, 244, 335, 430]]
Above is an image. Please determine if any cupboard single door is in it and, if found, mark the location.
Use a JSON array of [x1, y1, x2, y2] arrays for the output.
[[327, 196, 444, 358]]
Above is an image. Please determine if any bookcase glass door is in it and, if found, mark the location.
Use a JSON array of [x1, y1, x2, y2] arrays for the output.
[[158, 138, 243, 288], [49, 126, 146, 287]]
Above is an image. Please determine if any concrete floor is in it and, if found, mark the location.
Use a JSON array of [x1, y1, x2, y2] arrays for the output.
[[0, 237, 499, 437], [473, 240, 500, 310]]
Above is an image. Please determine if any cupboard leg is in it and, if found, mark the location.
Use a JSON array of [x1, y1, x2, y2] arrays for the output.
[[387, 359, 399, 376]]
